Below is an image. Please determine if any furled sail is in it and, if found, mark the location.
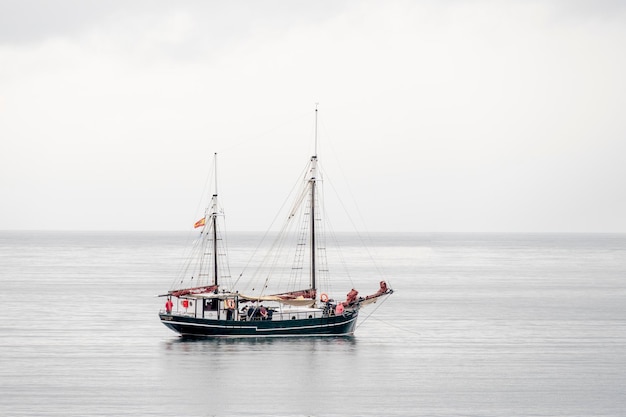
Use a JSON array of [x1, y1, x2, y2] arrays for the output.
[[272, 289, 316, 300], [168, 285, 218, 298], [239, 289, 317, 307]]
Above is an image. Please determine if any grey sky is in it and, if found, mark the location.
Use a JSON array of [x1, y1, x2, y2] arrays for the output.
[[1, 0, 625, 232]]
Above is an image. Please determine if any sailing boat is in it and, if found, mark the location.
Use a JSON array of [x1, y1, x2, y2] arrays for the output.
[[159, 112, 393, 337]]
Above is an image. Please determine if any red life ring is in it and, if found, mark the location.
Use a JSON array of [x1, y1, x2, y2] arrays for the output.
[[320, 293, 329, 302], [225, 299, 235, 309]]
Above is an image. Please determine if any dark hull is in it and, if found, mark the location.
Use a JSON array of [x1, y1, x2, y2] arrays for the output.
[[159, 311, 358, 337]]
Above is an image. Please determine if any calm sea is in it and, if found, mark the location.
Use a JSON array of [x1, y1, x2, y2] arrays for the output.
[[1, 231, 625, 416]]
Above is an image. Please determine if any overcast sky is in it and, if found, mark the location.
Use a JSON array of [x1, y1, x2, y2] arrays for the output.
[[1, 0, 625, 232]]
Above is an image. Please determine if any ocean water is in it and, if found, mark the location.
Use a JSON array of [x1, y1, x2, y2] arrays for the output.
[[1, 231, 625, 416]]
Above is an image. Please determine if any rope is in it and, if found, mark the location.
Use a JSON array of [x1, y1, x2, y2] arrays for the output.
[[355, 292, 420, 336], [319, 163, 393, 291], [361, 314, 422, 336], [355, 294, 393, 330]]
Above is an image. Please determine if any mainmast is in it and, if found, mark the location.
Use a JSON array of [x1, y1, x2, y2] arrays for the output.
[[314, 103, 318, 156], [310, 105, 318, 292]]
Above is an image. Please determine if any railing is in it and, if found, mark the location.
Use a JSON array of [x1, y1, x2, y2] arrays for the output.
[[160, 308, 328, 321]]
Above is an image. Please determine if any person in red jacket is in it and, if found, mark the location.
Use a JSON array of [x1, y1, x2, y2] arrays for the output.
[[345, 288, 359, 305]]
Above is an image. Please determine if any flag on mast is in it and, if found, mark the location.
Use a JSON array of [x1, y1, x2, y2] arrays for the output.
[[194, 217, 206, 228]]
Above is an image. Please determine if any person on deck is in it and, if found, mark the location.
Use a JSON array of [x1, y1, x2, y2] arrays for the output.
[[259, 305, 268, 320]]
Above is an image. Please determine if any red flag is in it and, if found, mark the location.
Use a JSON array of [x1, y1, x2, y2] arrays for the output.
[[194, 217, 206, 228]]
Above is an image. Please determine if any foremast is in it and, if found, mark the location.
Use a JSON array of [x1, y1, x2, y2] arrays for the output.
[[164, 153, 223, 299], [309, 154, 318, 293], [197, 152, 221, 289], [211, 153, 219, 287]]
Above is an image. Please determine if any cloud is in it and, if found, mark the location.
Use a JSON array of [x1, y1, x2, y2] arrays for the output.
[[1, 0, 625, 232], [0, 0, 124, 44]]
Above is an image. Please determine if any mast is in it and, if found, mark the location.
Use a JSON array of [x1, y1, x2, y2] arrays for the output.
[[212, 200, 218, 286], [314, 103, 319, 156], [212, 153, 218, 287], [310, 105, 318, 293], [310, 157, 316, 292]]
